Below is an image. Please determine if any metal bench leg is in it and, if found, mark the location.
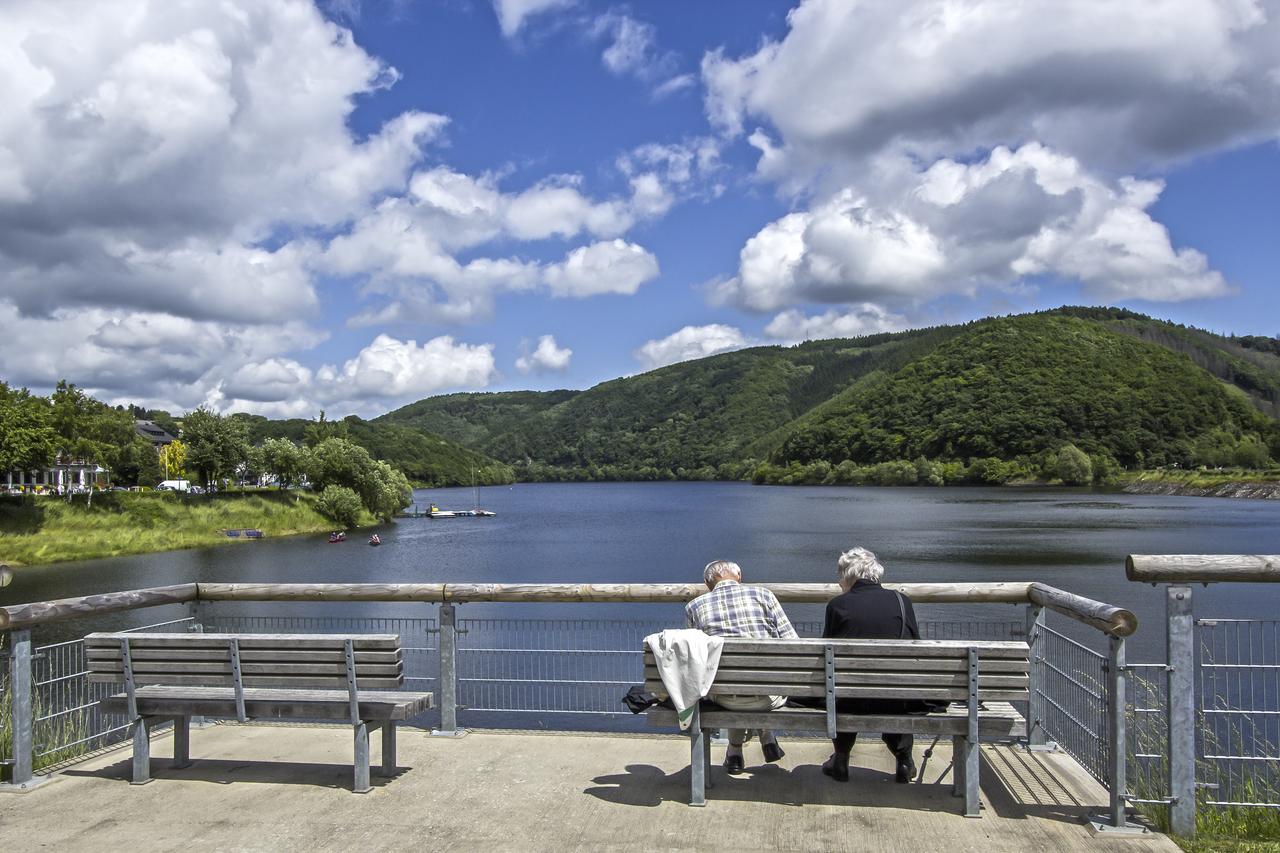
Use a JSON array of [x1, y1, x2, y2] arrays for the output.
[[703, 731, 713, 790], [173, 715, 192, 769], [131, 717, 152, 785], [951, 735, 963, 797], [381, 722, 397, 775], [961, 737, 980, 818], [353, 722, 371, 794], [689, 726, 707, 807]]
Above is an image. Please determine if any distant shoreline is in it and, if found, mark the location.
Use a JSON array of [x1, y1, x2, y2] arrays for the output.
[[1122, 479, 1280, 500]]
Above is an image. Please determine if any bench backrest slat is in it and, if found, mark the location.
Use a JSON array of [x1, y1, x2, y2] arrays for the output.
[[642, 637, 1030, 704], [85, 633, 405, 690]]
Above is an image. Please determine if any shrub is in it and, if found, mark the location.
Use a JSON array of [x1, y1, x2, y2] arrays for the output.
[[315, 485, 362, 528], [1057, 444, 1094, 485]]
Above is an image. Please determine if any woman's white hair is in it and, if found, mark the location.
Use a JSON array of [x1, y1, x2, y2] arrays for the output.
[[703, 560, 742, 587], [837, 547, 884, 586]]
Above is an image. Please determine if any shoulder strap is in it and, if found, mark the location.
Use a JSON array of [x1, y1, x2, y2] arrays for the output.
[[895, 591, 908, 639]]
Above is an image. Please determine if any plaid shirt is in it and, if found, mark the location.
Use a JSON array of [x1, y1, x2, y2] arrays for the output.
[[684, 580, 798, 639]]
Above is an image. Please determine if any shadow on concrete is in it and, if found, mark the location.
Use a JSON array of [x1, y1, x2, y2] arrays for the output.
[[584, 760, 959, 812], [64, 757, 410, 791]]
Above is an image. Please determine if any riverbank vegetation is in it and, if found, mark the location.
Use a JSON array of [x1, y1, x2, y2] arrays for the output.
[[0, 490, 373, 566]]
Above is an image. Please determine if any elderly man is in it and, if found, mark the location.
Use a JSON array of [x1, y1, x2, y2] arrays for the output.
[[685, 559, 797, 774]]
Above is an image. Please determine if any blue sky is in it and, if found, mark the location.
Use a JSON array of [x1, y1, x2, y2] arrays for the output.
[[0, 0, 1276, 417]]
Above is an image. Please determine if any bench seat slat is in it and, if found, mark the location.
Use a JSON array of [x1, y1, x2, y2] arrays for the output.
[[645, 702, 1026, 738], [98, 686, 433, 722], [84, 633, 399, 650], [708, 654, 1029, 673], [89, 673, 405, 689]]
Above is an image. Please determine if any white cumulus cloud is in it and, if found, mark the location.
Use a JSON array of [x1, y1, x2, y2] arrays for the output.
[[515, 335, 573, 374], [765, 304, 908, 343], [492, 0, 575, 38], [543, 240, 659, 298], [634, 324, 750, 370]]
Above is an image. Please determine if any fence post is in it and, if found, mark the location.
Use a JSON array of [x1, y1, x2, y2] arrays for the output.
[[431, 603, 465, 737], [1167, 584, 1197, 837], [1024, 604, 1049, 750], [1089, 633, 1145, 833], [4, 629, 34, 788]]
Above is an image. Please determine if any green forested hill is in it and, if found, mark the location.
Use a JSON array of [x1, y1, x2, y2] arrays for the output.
[[238, 414, 514, 487], [375, 307, 1280, 483], [770, 314, 1278, 471], [379, 327, 962, 479]]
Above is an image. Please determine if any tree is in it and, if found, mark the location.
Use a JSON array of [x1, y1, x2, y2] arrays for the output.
[[49, 380, 134, 503], [159, 439, 188, 482], [306, 438, 412, 521], [113, 436, 164, 488], [1056, 444, 1093, 485], [315, 485, 363, 528], [181, 407, 249, 489], [303, 411, 349, 448], [260, 438, 304, 489], [0, 383, 56, 480]]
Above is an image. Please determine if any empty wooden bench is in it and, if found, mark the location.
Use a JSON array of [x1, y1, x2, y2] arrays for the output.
[[87, 632, 434, 793], [644, 637, 1029, 815]]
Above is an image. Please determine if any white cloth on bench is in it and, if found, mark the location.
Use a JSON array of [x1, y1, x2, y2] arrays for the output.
[[644, 629, 724, 730]]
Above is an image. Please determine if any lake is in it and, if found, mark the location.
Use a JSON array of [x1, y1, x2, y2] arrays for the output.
[[3, 482, 1278, 663]]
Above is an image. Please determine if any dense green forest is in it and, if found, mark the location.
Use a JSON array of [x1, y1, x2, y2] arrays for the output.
[[8, 307, 1278, 489], [235, 414, 514, 488], [378, 308, 1280, 484]]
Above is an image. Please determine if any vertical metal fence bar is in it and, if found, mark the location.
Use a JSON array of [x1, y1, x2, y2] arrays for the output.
[[1167, 584, 1197, 837], [433, 603, 461, 737], [5, 629, 34, 787], [1025, 604, 1047, 750]]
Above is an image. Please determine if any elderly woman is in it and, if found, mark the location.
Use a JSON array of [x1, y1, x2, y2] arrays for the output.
[[820, 546, 923, 784]]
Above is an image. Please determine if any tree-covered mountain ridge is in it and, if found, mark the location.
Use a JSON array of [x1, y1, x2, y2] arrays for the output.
[[378, 307, 1280, 484]]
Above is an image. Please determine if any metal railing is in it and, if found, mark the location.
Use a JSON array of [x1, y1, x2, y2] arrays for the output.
[[1, 578, 1135, 829], [1126, 553, 1280, 837]]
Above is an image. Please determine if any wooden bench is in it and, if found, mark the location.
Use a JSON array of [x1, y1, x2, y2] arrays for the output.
[[644, 637, 1029, 815], [87, 632, 434, 793]]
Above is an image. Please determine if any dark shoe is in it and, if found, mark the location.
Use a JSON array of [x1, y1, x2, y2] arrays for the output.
[[821, 753, 850, 783], [724, 752, 745, 775], [762, 740, 785, 763], [895, 754, 917, 784]]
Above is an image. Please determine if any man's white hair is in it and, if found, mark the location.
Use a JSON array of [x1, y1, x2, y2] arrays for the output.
[[837, 547, 884, 586], [703, 559, 742, 587]]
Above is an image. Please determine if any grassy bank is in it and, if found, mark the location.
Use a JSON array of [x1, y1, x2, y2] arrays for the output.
[[0, 491, 375, 567]]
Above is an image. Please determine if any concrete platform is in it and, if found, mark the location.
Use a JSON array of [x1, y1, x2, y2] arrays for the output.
[[0, 724, 1178, 852]]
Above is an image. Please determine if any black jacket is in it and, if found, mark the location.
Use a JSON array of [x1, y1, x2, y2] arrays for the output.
[[823, 581, 919, 641], [822, 581, 935, 715]]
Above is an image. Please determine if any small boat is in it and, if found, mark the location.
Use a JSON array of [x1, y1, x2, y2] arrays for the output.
[[328, 531, 347, 543], [368, 534, 381, 546]]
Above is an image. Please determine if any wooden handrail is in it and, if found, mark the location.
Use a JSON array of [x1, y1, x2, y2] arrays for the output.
[[1127, 554, 1280, 584], [1, 580, 1136, 636]]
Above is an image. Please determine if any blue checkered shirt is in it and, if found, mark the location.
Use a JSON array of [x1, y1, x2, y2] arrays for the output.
[[684, 580, 798, 639]]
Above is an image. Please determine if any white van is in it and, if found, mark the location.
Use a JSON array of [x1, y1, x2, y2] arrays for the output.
[[156, 479, 191, 492]]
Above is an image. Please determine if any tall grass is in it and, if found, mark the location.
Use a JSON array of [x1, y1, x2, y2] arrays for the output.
[[0, 490, 377, 566], [1127, 670, 1280, 847]]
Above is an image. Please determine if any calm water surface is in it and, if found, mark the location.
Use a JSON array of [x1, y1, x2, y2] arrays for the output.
[[4, 483, 1278, 661]]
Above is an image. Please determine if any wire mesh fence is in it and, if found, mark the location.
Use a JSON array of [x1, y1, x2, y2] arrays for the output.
[[1197, 619, 1280, 810], [28, 617, 194, 766], [1038, 620, 1108, 785]]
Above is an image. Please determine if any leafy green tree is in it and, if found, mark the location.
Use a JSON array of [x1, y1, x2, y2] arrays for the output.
[[0, 383, 56, 479], [181, 407, 249, 489], [1056, 444, 1093, 485], [303, 411, 349, 448], [49, 380, 134, 502], [113, 437, 164, 488], [306, 438, 411, 520], [260, 438, 305, 489], [315, 485, 363, 528]]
